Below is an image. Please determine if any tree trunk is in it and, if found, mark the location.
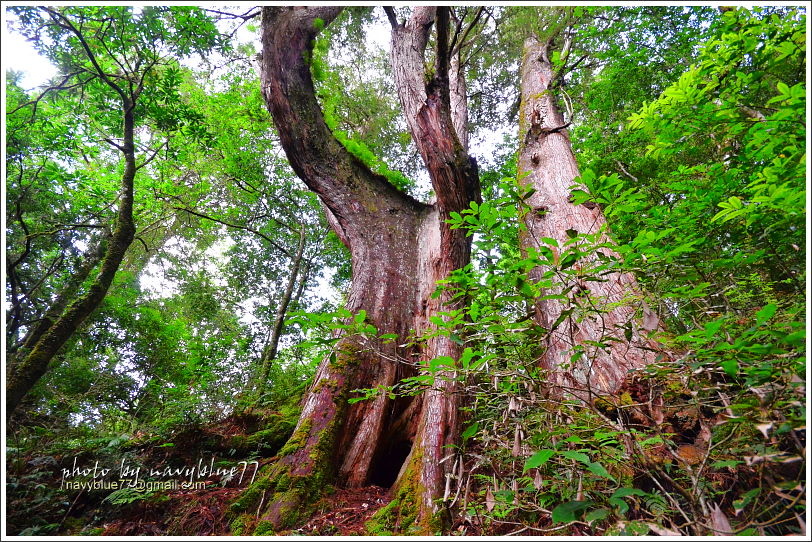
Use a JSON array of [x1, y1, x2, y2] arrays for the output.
[[257, 223, 308, 394], [517, 36, 658, 397], [387, 6, 479, 529], [5, 101, 136, 418], [251, 6, 479, 532]]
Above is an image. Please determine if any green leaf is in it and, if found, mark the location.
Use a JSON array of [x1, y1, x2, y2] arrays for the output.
[[559, 253, 579, 270], [782, 330, 805, 346], [622, 522, 650, 535], [586, 461, 616, 481], [565, 228, 579, 238], [552, 500, 592, 524], [524, 449, 555, 472], [609, 487, 646, 515], [755, 303, 777, 326], [711, 460, 743, 469], [703, 319, 724, 339], [429, 315, 445, 327], [560, 450, 590, 464], [733, 488, 761, 511], [585, 508, 610, 524], [461, 423, 479, 440], [720, 359, 739, 378], [354, 310, 366, 324]]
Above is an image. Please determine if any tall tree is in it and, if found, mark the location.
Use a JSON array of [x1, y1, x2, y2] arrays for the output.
[[516, 34, 659, 397], [5, 7, 222, 416], [489, 8, 674, 399], [252, 6, 479, 530]]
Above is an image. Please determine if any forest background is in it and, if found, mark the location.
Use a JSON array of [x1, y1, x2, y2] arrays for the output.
[[2, 2, 809, 537]]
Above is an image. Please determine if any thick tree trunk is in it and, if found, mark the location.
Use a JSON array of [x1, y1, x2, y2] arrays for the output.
[[5, 102, 137, 418], [517, 36, 658, 397], [387, 6, 480, 529], [252, 6, 479, 532]]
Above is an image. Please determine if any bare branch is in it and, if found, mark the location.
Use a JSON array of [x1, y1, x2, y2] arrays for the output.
[[383, 6, 398, 29], [173, 205, 295, 260], [135, 140, 169, 171]]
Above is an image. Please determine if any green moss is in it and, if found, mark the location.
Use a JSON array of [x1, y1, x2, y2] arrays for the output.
[[273, 472, 292, 492], [593, 396, 617, 414], [229, 513, 254, 535], [254, 520, 275, 536], [228, 340, 363, 533], [78, 527, 105, 536], [277, 418, 311, 457], [60, 517, 85, 534], [366, 447, 424, 534], [365, 445, 449, 535], [246, 424, 294, 451], [229, 477, 273, 515]]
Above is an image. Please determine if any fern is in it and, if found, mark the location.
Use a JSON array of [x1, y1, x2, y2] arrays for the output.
[[102, 487, 154, 505]]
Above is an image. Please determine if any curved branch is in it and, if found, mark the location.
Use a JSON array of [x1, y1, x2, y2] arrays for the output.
[[173, 205, 296, 260], [383, 6, 398, 28], [259, 7, 425, 246], [390, 6, 480, 214]]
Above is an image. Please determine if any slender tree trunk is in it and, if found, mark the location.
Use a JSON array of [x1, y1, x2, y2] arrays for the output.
[[8, 229, 111, 356], [6, 101, 137, 417], [517, 36, 658, 397], [253, 6, 478, 532], [257, 224, 307, 393]]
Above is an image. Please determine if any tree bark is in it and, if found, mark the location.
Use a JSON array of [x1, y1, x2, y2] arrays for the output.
[[517, 36, 658, 397], [6, 101, 136, 417], [388, 6, 480, 528], [254, 6, 479, 531]]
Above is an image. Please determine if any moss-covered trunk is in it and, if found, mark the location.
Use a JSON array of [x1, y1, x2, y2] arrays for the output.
[[517, 36, 659, 396], [6, 98, 137, 418], [251, 7, 479, 533]]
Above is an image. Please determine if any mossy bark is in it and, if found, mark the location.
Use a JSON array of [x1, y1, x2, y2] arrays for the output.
[[253, 7, 479, 533], [6, 94, 137, 418]]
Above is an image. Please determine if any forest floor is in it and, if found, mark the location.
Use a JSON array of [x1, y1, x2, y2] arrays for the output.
[[296, 485, 392, 535], [7, 405, 403, 536], [7, 407, 292, 536]]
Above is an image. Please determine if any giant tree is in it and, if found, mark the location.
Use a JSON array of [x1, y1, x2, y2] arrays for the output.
[[245, 6, 480, 530], [515, 14, 661, 397]]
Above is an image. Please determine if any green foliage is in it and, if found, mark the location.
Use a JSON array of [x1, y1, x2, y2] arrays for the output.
[[440, 7, 805, 535], [5, 5, 806, 538], [103, 487, 157, 506], [309, 9, 417, 193]]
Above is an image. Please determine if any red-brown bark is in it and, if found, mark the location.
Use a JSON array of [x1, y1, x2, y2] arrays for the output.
[[388, 6, 480, 525], [517, 36, 659, 397], [256, 7, 479, 530]]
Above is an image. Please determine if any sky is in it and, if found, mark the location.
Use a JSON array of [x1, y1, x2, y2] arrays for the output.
[[3, 14, 56, 89], [0, 5, 500, 315]]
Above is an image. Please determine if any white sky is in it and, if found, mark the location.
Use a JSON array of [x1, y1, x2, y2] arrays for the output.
[[3, 21, 57, 89]]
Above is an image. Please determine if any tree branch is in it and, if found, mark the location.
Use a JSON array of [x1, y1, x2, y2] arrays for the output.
[[173, 205, 295, 260], [383, 6, 398, 28], [451, 6, 485, 56], [42, 7, 128, 104]]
